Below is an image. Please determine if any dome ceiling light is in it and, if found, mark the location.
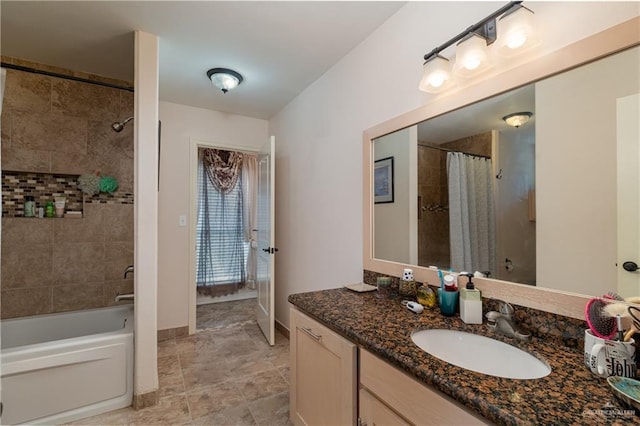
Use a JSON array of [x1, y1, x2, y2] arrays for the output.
[[206, 68, 243, 94]]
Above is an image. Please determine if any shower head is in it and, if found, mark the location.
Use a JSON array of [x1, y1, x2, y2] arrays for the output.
[[111, 116, 134, 133]]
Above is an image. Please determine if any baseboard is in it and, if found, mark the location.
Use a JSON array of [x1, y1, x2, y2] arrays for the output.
[[157, 325, 189, 342], [275, 319, 289, 340], [133, 390, 159, 410]]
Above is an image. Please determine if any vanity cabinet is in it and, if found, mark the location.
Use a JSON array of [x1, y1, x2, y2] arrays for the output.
[[289, 308, 357, 426], [359, 349, 489, 425]]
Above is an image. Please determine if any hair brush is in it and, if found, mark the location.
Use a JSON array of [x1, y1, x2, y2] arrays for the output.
[[585, 297, 617, 339]]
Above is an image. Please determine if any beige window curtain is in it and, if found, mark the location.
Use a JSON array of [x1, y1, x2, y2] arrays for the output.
[[202, 149, 244, 194], [242, 154, 258, 289]]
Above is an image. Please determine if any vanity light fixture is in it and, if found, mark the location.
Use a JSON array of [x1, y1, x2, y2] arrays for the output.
[[502, 111, 532, 127], [419, 1, 537, 92], [419, 55, 454, 93], [452, 33, 492, 77], [495, 5, 538, 56], [206, 68, 243, 93]]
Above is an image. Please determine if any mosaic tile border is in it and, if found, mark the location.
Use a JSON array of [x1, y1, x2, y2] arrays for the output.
[[2, 171, 134, 217]]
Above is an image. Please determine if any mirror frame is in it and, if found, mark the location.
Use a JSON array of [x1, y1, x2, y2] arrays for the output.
[[363, 17, 639, 320]]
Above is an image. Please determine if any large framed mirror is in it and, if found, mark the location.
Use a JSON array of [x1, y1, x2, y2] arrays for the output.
[[363, 17, 639, 319]]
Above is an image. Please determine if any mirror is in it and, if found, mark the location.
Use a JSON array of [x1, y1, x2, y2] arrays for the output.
[[366, 24, 639, 303]]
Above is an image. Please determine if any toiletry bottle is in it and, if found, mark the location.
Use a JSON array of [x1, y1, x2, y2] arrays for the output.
[[24, 196, 36, 217], [416, 284, 436, 308], [460, 273, 483, 324], [45, 202, 55, 218]]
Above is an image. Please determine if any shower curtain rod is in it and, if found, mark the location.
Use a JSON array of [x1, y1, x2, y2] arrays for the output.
[[0, 62, 134, 92], [418, 143, 491, 159]]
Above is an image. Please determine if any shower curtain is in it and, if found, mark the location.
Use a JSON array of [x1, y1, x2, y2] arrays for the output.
[[447, 152, 496, 275]]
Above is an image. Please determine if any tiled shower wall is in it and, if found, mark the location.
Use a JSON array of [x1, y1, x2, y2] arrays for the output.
[[1, 58, 135, 318]]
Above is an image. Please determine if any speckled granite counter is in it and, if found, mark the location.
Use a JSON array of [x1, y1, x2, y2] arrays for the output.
[[289, 288, 640, 425]]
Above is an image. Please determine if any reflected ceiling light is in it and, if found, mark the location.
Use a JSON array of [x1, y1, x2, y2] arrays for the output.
[[419, 1, 538, 93], [453, 33, 492, 77], [495, 5, 538, 56], [419, 55, 454, 93], [206, 68, 243, 93], [503, 111, 532, 127]]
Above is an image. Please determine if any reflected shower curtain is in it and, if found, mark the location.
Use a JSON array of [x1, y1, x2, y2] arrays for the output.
[[447, 152, 496, 275]]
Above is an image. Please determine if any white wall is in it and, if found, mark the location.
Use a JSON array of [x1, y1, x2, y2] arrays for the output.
[[373, 127, 417, 264], [157, 101, 268, 330], [269, 2, 640, 329], [134, 30, 159, 396], [536, 46, 640, 296]]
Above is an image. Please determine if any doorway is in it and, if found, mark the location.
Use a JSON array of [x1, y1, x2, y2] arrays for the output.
[[188, 138, 276, 345], [193, 145, 258, 330]]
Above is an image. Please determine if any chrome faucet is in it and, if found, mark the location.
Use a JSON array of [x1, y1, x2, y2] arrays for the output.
[[123, 265, 134, 279], [114, 292, 134, 302], [486, 301, 531, 340]]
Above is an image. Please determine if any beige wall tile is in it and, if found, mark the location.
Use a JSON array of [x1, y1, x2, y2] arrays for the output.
[[1, 145, 51, 172], [87, 120, 133, 159], [1, 243, 53, 289], [2, 218, 54, 244], [3, 69, 51, 113], [119, 91, 134, 118], [54, 205, 104, 243], [50, 150, 91, 175], [52, 282, 103, 312], [2, 110, 11, 147], [12, 111, 87, 154], [104, 241, 134, 281], [103, 204, 133, 242], [51, 78, 120, 121], [1, 287, 52, 319], [103, 279, 134, 306], [52, 242, 105, 284]]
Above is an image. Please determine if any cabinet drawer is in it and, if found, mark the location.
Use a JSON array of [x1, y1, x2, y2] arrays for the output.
[[290, 308, 357, 426], [360, 349, 489, 425]]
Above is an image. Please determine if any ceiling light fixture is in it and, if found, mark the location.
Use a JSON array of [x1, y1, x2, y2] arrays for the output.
[[206, 68, 243, 94], [502, 111, 533, 127], [419, 1, 537, 92]]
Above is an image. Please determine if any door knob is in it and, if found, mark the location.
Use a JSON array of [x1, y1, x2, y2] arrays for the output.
[[623, 261, 639, 272]]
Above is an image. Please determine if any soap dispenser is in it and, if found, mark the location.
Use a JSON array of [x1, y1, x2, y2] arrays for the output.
[[460, 273, 483, 324]]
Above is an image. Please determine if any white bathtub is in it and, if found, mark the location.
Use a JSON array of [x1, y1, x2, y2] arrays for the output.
[[1, 305, 134, 425]]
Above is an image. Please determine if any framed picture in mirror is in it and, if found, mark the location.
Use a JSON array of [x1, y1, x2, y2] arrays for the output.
[[374, 156, 394, 204]]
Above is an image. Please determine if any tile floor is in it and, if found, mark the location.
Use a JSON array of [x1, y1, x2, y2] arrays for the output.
[[70, 299, 291, 425]]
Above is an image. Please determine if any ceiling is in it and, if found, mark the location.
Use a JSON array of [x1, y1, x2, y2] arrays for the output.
[[1, 1, 405, 119], [417, 84, 535, 144]]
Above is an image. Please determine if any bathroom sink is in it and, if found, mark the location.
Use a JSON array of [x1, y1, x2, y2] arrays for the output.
[[411, 329, 551, 379]]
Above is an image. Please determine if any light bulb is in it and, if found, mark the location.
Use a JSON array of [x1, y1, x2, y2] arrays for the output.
[[419, 55, 454, 93], [496, 6, 538, 56]]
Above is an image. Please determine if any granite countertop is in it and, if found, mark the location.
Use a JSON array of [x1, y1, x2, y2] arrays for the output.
[[288, 288, 640, 425]]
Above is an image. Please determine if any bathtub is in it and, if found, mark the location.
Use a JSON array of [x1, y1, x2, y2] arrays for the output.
[[1, 305, 134, 425]]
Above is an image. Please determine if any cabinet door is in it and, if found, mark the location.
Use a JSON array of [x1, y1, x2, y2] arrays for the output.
[[359, 388, 410, 426], [290, 308, 357, 426]]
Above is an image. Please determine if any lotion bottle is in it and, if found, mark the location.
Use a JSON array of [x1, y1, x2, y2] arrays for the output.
[[459, 273, 483, 324]]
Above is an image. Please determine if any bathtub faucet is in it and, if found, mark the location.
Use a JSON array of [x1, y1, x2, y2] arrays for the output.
[[114, 292, 134, 302], [123, 265, 134, 279]]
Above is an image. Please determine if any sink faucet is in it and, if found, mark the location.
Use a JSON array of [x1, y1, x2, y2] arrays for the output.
[[486, 301, 531, 340], [123, 265, 134, 279], [114, 292, 134, 302]]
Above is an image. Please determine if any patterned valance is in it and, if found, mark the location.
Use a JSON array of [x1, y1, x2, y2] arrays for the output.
[[202, 149, 244, 194]]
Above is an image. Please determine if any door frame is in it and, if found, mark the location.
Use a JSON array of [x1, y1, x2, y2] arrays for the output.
[[188, 137, 261, 334]]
